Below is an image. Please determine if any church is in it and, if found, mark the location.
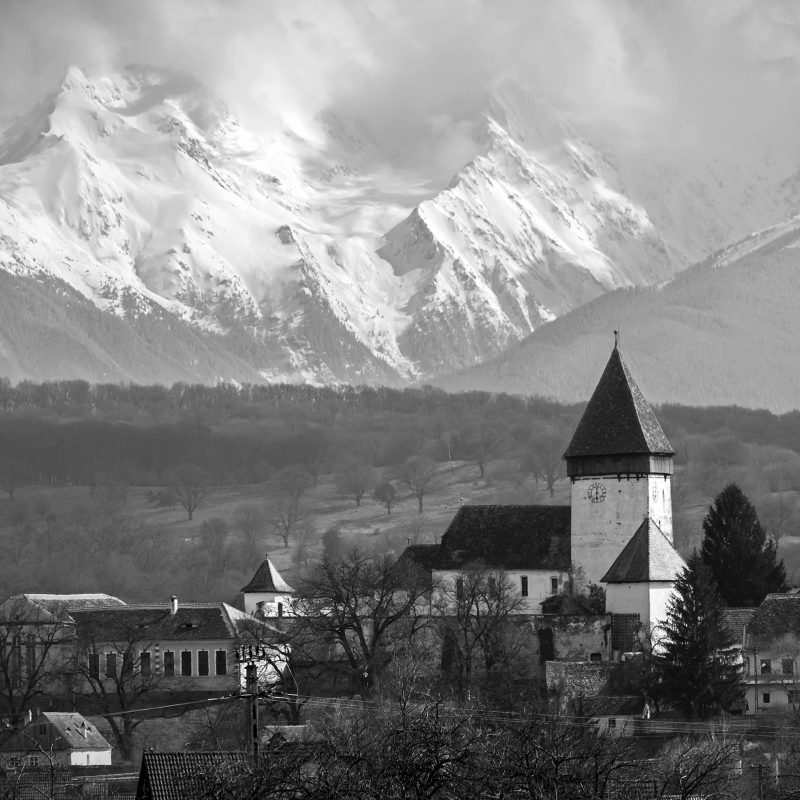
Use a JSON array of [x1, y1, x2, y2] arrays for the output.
[[400, 340, 686, 639]]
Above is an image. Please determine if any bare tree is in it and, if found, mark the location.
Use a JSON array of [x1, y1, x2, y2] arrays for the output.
[[462, 421, 505, 479], [0, 457, 28, 501], [336, 459, 375, 507], [523, 426, 568, 498], [234, 504, 266, 549], [164, 462, 212, 520], [373, 480, 397, 515], [268, 495, 306, 548], [436, 567, 525, 702], [0, 597, 75, 723], [73, 613, 171, 761], [399, 456, 437, 513], [292, 551, 435, 696]]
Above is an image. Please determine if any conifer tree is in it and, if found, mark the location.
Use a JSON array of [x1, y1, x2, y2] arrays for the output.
[[700, 483, 786, 607], [660, 552, 742, 718]]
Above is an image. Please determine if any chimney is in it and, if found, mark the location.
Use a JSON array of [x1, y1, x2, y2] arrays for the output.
[[170, 596, 179, 616]]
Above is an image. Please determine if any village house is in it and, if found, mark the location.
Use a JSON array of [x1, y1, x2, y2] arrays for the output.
[[1, 592, 287, 714], [742, 594, 800, 715], [0, 711, 112, 769]]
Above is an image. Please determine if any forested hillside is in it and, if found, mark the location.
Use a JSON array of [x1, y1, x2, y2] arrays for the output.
[[1, 380, 799, 602]]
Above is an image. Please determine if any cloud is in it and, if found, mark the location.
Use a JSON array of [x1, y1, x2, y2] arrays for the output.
[[2, 0, 800, 177]]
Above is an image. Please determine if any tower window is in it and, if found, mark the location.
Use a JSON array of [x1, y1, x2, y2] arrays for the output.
[[520, 576, 528, 597]]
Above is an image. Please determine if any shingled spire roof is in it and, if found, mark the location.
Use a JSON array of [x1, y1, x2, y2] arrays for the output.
[[601, 518, 686, 583], [240, 555, 295, 594], [563, 344, 673, 459]]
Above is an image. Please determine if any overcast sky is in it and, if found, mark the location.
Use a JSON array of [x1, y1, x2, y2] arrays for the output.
[[2, 0, 800, 174]]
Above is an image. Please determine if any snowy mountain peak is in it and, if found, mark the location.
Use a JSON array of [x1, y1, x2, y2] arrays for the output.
[[2, 67, 800, 386]]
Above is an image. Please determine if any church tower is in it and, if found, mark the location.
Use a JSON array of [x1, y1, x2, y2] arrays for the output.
[[564, 341, 674, 586]]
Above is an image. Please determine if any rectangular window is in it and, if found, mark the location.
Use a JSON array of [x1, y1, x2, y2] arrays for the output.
[[38, 724, 47, 737], [550, 577, 559, 595], [608, 718, 616, 729], [181, 651, 192, 677], [783, 659, 794, 675], [88, 653, 100, 679], [198, 650, 209, 676], [215, 650, 227, 676], [763, 692, 771, 704], [163, 651, 175, 677], [590, 652, 602, 663], [140, 652, 151, 677], [761, 659, 772, 674], [456, 578, 464, 601], [105, 653, 117, 679], [488, 577, 497, 597], [520, 576, 528, 597], [277, 602, 284, 617], [122, 651, 133, 678], [788, 690, 800, 703]]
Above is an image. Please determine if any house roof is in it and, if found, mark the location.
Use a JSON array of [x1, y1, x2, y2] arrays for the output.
[[721, 607, 757, 646], [38, 713, 111, 751], [600, 518, 686, 583], [395, 544, 441, 573], [563, 345, 673, 459], [0, 713, 110, 753], [136, 752, 248, 800], [433, 505, 571, 571], [746, 594, 800, 650], [241, 555, 295, 594], [71, 602, 244, 643], [0, 594, 125, 626]]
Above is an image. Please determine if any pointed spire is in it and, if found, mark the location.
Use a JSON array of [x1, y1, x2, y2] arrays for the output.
[[601, 518, 686, 583], [240, 554, 294, 594], [563, 340, 673, 459]]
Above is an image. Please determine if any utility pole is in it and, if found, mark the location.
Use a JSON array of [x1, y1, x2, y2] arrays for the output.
[[246, 662, 259, 765], [235, 643, 272, 765]]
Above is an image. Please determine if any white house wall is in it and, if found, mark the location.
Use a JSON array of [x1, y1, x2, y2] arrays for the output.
[[433, 569, 569, 613]]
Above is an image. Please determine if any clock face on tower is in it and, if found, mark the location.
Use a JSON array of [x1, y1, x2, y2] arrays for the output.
[[587, 482, 606, 503]]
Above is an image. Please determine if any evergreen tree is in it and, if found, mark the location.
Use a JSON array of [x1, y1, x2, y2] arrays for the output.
[[700, 483, 786, 607], [660, 552, 742, 718]]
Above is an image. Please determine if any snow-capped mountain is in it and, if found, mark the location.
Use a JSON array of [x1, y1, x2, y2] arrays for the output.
[[436, 215, 800, 412], [1, 66, 799, 385]]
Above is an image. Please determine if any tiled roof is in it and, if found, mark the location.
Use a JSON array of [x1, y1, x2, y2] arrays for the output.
[[563, 346, 674, 459], [241, 555, 295, 594], [39, 713, 111, 750], [72, 603, 241, 642], [433, 505, 571, 571], [721, 607, 757, 646], [746, 594, 800, 649], [396, 544, 441, 572], [25, 593, 126, 610], [0, 713, 110, 753], [600, 518, 686, 583], [136, 752, 247, 800]]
